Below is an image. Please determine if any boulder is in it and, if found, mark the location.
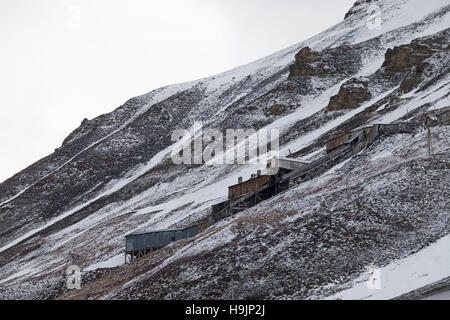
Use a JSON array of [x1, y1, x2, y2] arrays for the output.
[[327, 78, 371, 111]]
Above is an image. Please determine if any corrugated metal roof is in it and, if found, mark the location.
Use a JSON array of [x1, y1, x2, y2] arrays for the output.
[[126, 225, 196, 237], [278, 157, 311, 164]]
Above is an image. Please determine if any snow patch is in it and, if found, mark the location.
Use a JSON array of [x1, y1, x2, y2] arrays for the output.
[[326, 233, 450, 300]]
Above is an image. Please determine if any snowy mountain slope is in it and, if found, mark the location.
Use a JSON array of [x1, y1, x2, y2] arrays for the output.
[[0, 0, 449, 299], [53, 126, 449, 300]]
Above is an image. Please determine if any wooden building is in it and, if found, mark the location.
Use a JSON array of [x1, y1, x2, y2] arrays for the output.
[[228, 174, 273, 199], [227, 156, 309, 200], [326, 123, 422, 153]]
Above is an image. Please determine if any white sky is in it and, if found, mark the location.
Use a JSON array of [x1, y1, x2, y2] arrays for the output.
[[0, 0, 355, 183]]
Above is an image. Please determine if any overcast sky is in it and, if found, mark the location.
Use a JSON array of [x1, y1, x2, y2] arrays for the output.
[[0, 0, 355, 183]]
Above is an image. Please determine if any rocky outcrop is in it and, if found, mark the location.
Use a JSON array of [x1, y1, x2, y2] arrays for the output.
[[288, 47, 322, 78], [263, 104, 295, 117], [382, 43, 428, 93], [382, 31, 449, 91], [382, 45, 428, 73], [61, 97, 144, 148], [288, 46, 360, 79], [399, 68, 425, 92], [344, 0, 380, 19], [327, 78, 371, 111]]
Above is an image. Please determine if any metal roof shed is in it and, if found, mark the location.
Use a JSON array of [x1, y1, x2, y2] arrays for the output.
[[125, 225, 198, 261]]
